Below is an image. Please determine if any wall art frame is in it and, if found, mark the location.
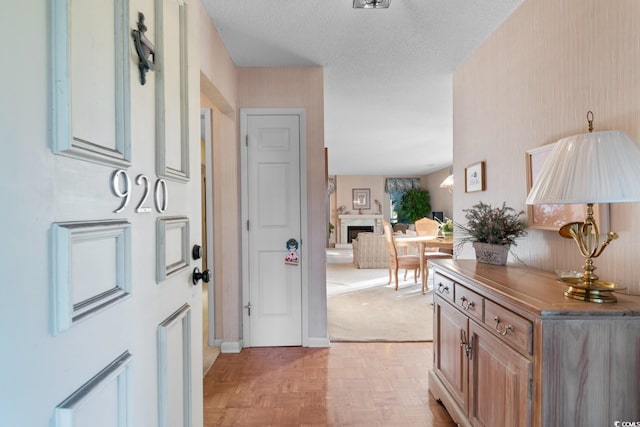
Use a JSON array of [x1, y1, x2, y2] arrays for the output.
[[465, 161, 486, 193], [352, 188, 370, 210], [525, 143, 609, 231]]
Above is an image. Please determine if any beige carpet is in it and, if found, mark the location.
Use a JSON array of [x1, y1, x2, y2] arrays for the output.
[[327, 253, 434, 342]]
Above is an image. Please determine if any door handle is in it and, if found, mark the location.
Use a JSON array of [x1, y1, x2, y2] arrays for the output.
[[192, 267, 211, 285]]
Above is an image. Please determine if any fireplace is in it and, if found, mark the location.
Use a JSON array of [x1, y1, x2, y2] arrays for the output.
[[336, 214, 383, 248], [347, 226, 373, 243]]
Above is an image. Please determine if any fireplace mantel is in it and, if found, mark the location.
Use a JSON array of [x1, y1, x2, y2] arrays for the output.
[[336, 214, 384, 248]]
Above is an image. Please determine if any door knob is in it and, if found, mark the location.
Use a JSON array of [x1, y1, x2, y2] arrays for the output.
[[192, 267, 211, 285]]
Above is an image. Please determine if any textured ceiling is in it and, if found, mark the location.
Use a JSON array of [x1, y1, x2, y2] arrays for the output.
[[202, 0, 523, 176]]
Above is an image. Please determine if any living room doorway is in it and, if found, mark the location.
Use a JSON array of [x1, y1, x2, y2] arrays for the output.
[[326, 247, 434, 342]]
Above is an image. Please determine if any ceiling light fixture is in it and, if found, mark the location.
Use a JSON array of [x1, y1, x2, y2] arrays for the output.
[[440, 173, 454, 193], [353, 0, 391, 9]]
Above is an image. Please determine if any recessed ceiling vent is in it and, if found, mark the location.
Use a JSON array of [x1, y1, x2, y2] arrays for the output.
[[353, 0, 391, 9]]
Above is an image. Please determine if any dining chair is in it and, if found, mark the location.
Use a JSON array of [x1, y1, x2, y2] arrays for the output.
[[414, 217, 442, 251], [411, 217, 453, 293], [414, 217, 440, 236], [383, 220, 421, 290]]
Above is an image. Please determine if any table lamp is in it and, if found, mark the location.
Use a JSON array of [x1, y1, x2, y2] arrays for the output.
[[526, 111, 640, 303]]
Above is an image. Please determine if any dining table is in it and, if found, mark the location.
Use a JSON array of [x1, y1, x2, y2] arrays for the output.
[[393, 235, 454, 292]]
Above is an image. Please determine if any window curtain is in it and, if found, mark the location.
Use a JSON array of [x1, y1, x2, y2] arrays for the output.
[[385, 178, 421, 222], [384, 178, 421, 193]]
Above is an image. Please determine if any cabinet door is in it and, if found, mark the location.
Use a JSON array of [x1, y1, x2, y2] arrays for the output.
[[469, 321, 532, 427], [434, 297, 469, 411]]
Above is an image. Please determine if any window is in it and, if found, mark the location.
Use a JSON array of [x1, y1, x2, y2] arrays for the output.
[[384, 178, 421, 224], [389, 191, 402, 223]]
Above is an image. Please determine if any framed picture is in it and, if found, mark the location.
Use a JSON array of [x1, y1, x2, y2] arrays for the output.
[[327, 176, 335, 195], [525, 143, 609, 231], [465, 161, 486, 192], [352, 188, 370, 210]]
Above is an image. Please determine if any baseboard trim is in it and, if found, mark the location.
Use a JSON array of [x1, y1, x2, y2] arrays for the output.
[[220, 340, 242, 353], [306, 337, 331, 348], [217, 338, 330, 350]]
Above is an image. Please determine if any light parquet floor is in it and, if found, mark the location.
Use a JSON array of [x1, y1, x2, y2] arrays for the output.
[[203, 342, 455, 426]]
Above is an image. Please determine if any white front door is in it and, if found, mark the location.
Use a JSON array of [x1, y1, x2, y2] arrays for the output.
[[241, 110, 305, 347], [1, 1, 201, 426]]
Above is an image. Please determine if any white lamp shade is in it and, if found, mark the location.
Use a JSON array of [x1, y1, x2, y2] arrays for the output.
[[440, 174, 454, 189], [526, 130, 640, 205]]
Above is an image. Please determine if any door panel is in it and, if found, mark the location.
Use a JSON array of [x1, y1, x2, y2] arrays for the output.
[[0, 1, 202, 426], [156, 0, 190, 182], [52, 220, 131, 333], [434, 297, 469, 411], [53, 0, 131, 167], [244, 113, 303, 347], [469, 322, 532, 427], [158, 304, 193, 427]]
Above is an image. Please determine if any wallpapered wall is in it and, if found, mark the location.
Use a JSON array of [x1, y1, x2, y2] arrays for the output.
[[200, 8, 328, 344], [453, 0, 640, 295]]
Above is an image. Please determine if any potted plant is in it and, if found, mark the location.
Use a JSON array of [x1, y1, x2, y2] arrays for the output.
[[455, 201, 527, 265], [394, 188, 431, 224], [438, 217, 454, 238]]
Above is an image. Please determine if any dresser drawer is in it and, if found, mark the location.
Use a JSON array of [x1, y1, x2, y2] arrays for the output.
[[484, 299, 533, 355], [433, 272, 455, 303], [454, 284, 483, 322]]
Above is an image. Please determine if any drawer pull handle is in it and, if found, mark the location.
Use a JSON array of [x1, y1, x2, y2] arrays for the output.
[[460, 330, 473, 359], [494, 316, 514, 336], [461, 296, 475, 311], [438, 283, 450, 294]]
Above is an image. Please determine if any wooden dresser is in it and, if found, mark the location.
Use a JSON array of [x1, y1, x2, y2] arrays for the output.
[[428, 259, 640, 427]]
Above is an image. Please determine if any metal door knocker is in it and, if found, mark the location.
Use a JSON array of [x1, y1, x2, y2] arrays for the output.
[[132, 12, 155, 85]]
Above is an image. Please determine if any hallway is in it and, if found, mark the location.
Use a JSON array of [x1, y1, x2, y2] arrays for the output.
[[203, 342, 455, 426]]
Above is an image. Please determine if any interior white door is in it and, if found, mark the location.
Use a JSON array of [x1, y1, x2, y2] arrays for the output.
[[243, 112, 303, 347], [1, 1, 202, 426]]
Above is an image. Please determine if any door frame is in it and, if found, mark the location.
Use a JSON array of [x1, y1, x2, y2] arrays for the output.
[[240, 108, 309, 347], [201, 108, 215, 346]]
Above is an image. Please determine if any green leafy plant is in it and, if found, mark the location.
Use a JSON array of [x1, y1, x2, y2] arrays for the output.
[[438, 217, 454, 233], [394, 188, 431, 224], [456, 201, 527, 247]]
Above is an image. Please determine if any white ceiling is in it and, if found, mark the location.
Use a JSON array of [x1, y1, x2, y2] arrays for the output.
[[202, 0, 523, 176]]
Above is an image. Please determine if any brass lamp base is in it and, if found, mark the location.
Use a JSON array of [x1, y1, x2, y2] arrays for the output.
[[557, 204, 623, 304], [560, 277, 625, 303]]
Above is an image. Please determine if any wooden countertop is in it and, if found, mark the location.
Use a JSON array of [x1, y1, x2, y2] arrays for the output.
[[429, 259, 640, 318]]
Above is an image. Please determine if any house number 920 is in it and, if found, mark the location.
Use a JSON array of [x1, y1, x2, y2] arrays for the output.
[[111, 169, 168, 213]]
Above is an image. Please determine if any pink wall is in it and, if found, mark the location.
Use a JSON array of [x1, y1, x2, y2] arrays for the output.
[[199, 6, 330, 344], [237, 67, 327, 339], [453, 0, 640, 294]]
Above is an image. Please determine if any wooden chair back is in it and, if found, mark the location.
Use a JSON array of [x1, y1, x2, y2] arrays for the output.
[[382, 220, 398, 262], [414, 217, 440, 237]]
